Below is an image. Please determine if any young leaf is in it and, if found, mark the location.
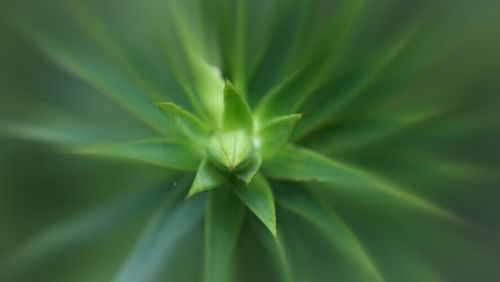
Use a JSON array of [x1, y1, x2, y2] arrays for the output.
[[275, 185, 384, 282], [78, 139, 201, 171], [187, 159, 227, 198], [223, 81, 254, 132], [234, 153, 262, 184], [257, 113, 302, 158], [234, 174, 277, 237], [263, 145, 462, 222], [204, 190, 245, 282], [157, 102, 209, 140]]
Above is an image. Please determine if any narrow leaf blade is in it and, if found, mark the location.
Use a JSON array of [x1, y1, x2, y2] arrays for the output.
[[204, 190, 245, 282], [115, 193, 204, 282], [157, 102, 209, 140], [276, 185, 384, 282], [234, 174, 277, 237], [78, 139, 201, 171], [263, 145, 461, 222]]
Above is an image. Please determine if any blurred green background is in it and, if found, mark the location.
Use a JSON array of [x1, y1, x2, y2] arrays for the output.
[[1, 0, 500, 281]]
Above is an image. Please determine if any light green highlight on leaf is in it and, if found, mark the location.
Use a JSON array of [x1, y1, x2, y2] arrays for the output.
[[190, 56, 225, 126]]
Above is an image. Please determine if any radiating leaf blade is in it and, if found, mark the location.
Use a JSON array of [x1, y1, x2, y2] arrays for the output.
[[234, 174, 277, 237], [0, 185, 169, 279], [204, 190, 245, 282], [78, 139, 201, 171], [258, 114, 302, 158], [263, 145, 461, 222], [275, 185, 384, 282], [157, 102, 209, 140], [114, 191, 204, 282]]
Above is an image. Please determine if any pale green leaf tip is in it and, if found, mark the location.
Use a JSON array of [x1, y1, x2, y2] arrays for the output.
[[156, 102, 181, 119], [266, 220, 278, 238], [185, 180, 208, 200]]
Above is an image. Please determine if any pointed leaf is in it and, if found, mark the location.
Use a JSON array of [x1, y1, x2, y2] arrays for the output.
[[78, 139, 201, 171], [258, 114, 302, 158], [0, 185, 169, 279], [187, 159, 227, 198], [234, 153, 262, 184], [115, 193, 204, 282], [276, 185, 384, 282], [204, 190, 245, 282], [157, 102, 209, 141], [234, 174, 277, 237], [223, 81, 254, 132], [263, 145, 461, 222]]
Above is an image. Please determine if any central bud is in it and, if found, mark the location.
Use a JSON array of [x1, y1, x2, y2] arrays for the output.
[[207, 129, 254, 172], [157, 76, 301, 198]]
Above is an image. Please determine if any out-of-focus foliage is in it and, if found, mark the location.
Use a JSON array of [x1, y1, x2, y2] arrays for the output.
[[1, 0, 500, 281]]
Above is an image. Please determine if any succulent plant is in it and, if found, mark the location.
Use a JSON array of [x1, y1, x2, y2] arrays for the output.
[[1, 0, 500, 281]]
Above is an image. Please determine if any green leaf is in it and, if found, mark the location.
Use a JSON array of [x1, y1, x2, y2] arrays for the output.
[[263, 145, 462, 222], [187, 159, 227, 198], [223, 81, 254, 132], [115, 192, 204, 282], [204, 190, 245, 282], [78, 139, 201, 171], [276, 185, 384, 282], [257, 114, 302, 158], [234, 174, 277, 237], [190, 57, 225, 126], [157, 102, 209, 140], [207, 130, 254, 171], [251, 220, 293, 282], [0, 185, 169, 279], [234, 153, 262, 184]]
